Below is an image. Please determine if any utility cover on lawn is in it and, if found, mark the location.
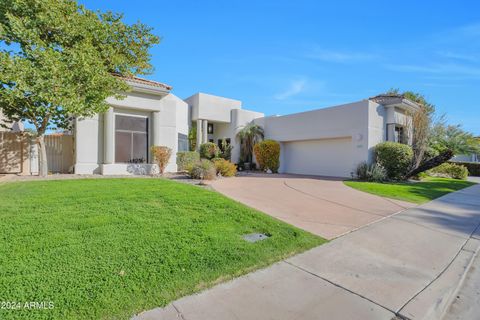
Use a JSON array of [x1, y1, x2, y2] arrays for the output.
[[243, 233, 270, 243]]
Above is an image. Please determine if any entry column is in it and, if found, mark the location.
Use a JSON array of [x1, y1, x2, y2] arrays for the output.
[[103, 107, 114, 164]]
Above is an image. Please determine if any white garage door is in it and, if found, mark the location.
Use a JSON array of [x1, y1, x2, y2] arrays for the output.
[[282, 137, 354, 177]]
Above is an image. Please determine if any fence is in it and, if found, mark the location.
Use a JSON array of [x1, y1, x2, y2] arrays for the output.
[[45, 134, 74, 174], [0, 132, 74, 175], [0, 132, 28, 174]]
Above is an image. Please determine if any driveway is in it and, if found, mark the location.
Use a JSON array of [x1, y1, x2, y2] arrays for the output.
[[135, 183, 480, 320], [211, 173, 415, 239]]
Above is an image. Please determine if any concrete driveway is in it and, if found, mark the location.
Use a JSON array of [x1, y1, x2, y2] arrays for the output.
[[211, 173, 416, 239]]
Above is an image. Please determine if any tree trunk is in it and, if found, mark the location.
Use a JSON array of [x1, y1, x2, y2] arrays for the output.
[[37, 135, 48, 177], [406, 149, 454, 178]]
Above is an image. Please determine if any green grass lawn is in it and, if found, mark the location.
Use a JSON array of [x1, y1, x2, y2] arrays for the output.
[[344, 177, 476, 204], [0, 179, 324, 320]]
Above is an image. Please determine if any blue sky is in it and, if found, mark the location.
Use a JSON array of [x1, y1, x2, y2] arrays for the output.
[[81, 1, 479, 135]]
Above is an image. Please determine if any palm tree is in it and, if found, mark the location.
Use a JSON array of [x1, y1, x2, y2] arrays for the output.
[[236, 122, 264, 165]]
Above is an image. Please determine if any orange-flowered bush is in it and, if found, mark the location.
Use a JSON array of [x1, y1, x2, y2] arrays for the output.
[[151, 146, 172, 174], [253, 140, 280, 173]]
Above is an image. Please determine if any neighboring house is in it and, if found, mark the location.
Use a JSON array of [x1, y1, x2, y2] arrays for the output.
[[74, 78, 419, 177]]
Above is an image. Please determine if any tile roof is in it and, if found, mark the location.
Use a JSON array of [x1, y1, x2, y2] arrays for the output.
[[113, 73, 172, 91]]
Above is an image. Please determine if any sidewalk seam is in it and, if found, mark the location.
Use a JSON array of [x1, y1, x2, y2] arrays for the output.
[[397, 221, 480, 318], [283, 260, 396, 316], [172, 303, 187, 320]]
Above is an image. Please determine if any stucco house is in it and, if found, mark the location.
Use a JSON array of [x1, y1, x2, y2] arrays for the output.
[[74, 77, 419, 178]]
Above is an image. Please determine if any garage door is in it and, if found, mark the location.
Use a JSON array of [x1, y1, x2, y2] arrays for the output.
[[282, 137, 354, 177]]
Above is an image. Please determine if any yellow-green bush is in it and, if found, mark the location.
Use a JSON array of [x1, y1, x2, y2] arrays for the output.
[[429, 163, 469, 180], [186, 159, 216, 180], [213, 158, 237, 177], [199, 142, 219, 160], [253, 140, 280, 173], [176, 151, 200, 171]]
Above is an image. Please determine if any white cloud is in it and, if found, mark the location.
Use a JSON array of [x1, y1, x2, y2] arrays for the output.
[[274, 79, 307, 100], [306, 48, 377, 63]]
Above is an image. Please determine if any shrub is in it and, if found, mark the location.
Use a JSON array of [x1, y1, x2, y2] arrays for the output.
[[199, 142, 219, 160], [253, 140, 280, 173], [176, 151, 200, 171], [374, 142, 413, 180], [355, 161, 387, 182], [150, 146, 172, 174], [449, 161, 480, 177], [186, 159, 216, 180], [212, 158, 237, 177], [429, 163, 469, 180]]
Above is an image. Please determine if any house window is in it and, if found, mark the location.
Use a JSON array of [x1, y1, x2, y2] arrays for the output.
[[386, 123, 407, 144], [207, 123, 214, 134], [395, 126, 406, 144], [115, 115, 148, 163], [178, 133, 189, 152]]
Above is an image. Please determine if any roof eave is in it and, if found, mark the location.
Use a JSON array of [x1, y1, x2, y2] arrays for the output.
[[126, 80, 170, 96]]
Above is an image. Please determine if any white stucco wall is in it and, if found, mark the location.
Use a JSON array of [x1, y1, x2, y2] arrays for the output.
[[257, 100, 370, 176], [185, 93, 242, 123], [75, 90, 189, 175]]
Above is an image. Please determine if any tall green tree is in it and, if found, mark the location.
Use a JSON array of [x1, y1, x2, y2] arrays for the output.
[[0, 0, 159, 176]]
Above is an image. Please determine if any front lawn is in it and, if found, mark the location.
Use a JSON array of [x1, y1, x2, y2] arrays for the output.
[[344, 177, 476, 204], [0, 179, 324, 320]]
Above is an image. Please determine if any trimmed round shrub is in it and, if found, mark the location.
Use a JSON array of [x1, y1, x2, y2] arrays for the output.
[[253, 140, 280, 173], [212, 158, 237, 177], [429, 163, 469, 180], [176, 151, 200, 171], [199, 142, 219, 160], [374, 142, 413, 180], [186, 159, 216, 180]]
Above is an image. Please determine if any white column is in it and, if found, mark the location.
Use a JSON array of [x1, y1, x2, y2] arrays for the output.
[[196, 119, 202, 150], [104, 107, 114, 164], [152, 111, 161, 146], [202, 119, 208, 143]]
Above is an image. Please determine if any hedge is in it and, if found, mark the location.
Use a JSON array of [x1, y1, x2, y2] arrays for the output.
[[449, 161, 480, 176], [374, 142, 413, 180]]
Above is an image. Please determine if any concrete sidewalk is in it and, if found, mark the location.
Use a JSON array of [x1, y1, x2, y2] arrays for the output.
[[134, 184, 480, 320]]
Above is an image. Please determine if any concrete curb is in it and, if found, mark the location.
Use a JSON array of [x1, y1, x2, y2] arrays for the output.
[[439, 231, 480, 319]]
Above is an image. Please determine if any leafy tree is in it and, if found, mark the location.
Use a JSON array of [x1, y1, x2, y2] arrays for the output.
[[386, 89, 434, 169], [236, 122, 264, 164], [429, 122, 480, 155], [0, 0, 159, 176]]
